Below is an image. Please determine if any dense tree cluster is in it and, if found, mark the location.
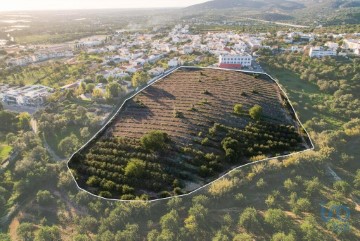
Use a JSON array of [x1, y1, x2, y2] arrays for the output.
[[71, 117, 304, 199], [258, 53, 360, 118]]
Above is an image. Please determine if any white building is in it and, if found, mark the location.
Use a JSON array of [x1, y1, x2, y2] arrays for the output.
[[183, 46, 194, 54], [76, 40, 103, 48], [343, 39, 360, 50], [309, 47, 336, 58], [325, 42, 339, 50], [219, 53, 252, 68], [168, 58, 179, 67], [148, 67, 164, 77], [2, 85, 53, 106]]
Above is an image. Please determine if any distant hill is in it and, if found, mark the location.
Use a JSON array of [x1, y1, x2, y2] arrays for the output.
[[187, 0, 306, 12], [186, 0, 360, 12], [184, 0, 360, 25]]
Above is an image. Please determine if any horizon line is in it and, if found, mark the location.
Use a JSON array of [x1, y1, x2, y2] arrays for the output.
[[0, 7, 187, 13]]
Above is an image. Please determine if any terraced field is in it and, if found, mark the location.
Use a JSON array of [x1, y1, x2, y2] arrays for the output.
[[69, 68, 311, 200]]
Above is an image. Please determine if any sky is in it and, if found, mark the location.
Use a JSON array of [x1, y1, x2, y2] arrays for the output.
[[0, 0, 210, 11]]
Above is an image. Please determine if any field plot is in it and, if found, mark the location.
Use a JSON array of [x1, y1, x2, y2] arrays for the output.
[[69, 68, 311, 200]]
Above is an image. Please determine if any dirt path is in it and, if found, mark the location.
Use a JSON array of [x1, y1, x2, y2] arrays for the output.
[[9, 216, 20, 241], [30, 118, 38, 134], [43, 135, 62, 162]]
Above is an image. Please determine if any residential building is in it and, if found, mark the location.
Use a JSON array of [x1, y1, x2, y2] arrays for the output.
[[218, 53, 252, 68], [148, 67, 165, 77], [343, 39, 360, 50], [309, 47, 336, 58], [2, 85, 53, 106], [168, 58, 179, 67], [325, 42, 339, 50]]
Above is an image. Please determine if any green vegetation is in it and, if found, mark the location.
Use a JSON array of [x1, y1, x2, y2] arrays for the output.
[[36, 91, 104, 157], [249, 105, 263, 120], [132, 71, 149, 87], [233, 104, 243, 115], [0, 144, 12, 162], [140, 130, 170, 151], [69, 69, 307, 199], [1, 16, 359, 239]]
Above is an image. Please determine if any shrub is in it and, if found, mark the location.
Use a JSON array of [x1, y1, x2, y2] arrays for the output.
[[121, 194, 136, 200], [99, 191, 112, 198], [201, 137, 210, 146], [249, 105, 263, 120], [202, 89, 210, 95], [333, 180, 351, 196], [234, 104, 243, 114], [284, 178, 297, 192], [125, 158, 146, 177], [256, 178, 267, 189], [140, 130, 170, 151], [159, 191, 171, 198], [264, 209, 288, 231], [238, 207, 260, 231], [293, 198, 311, 214]]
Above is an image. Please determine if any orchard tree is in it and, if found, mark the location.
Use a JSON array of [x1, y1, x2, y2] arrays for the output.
[[234, 104, 243, 114], [140, 130, 170, 151], [249, 105, 263, 120], [124, 158, 146, 177]]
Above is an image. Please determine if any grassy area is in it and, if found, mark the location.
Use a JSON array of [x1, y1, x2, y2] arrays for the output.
[[0, 144, 12, 162], [263, 66, 346, 128]]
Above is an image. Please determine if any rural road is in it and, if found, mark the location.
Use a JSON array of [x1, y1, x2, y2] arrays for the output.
[[243, 17, 310, 28]]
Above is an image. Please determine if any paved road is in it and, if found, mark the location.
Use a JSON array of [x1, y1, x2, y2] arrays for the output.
[[243, 17, 309, 28]]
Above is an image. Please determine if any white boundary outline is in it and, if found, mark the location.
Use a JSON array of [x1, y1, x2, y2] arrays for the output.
[[66, 66, 315, 203]]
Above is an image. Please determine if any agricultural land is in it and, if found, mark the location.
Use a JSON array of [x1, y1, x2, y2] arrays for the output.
[[69, 68, 311, 200]]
